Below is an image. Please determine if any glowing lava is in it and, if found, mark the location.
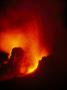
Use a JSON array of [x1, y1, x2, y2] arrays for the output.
[[0, 17, 48, 76], [0, 4, 49, 76]]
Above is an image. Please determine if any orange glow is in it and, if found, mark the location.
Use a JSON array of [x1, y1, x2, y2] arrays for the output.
[[0, 16, 49, 76]]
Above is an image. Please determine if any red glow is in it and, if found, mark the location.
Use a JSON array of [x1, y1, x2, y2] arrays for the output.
[[0, 19, 48, 76], [0, 3, 50, 78]]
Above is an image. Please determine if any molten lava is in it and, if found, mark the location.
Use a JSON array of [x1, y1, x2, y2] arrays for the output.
[[0, 19, 48, 75], [0, 5, 49, 77]]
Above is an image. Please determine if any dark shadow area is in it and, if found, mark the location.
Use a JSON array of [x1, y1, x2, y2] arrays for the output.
[[0, 54, 67, 89], [0, 51, 9, 76], [0, 47, 24, 80], [64, 2, 67, 30]]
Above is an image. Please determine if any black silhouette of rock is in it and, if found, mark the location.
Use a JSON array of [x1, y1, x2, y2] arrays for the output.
[[0, 51, 9, 76], [0, 47, 24, 80]]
